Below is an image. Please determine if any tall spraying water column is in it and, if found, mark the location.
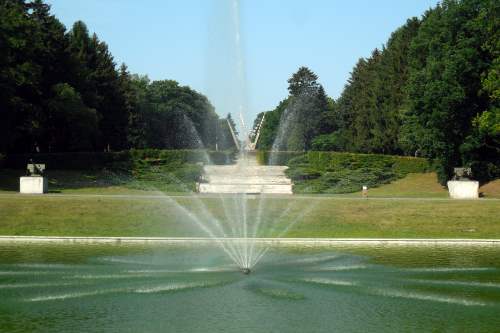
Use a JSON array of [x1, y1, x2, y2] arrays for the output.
[[167, 0, 301, 273]]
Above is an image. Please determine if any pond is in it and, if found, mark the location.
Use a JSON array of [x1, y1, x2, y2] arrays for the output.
[[1, 242, 499, 332]]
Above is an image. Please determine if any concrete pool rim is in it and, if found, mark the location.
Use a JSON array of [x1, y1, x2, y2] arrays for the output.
[[1, 236, 499, 246]]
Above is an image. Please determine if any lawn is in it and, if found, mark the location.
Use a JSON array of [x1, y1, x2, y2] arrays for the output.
[[341, 173, 448, 198], [0, 194, 498, 239]]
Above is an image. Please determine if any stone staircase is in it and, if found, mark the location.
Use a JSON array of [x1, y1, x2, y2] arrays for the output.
[[198, 154, 293, 194]]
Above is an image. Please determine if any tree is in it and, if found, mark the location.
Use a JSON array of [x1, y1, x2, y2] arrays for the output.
[[256, 99, 289, 150], [226, 113, 238, 136], [280, 67, 326, 150], [0, 0, 37, 153], [130, 79, 217, 149], [0, 0, 227, 154], [46, 83, 98, 151], [287, 66, 319, 96], [215, 114, 238, 151], [461, 108, 500, 181], [404, 0, 496, 183]]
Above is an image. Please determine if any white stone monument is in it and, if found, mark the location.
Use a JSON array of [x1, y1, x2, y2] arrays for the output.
[[447, 167, 478, 199], [20, 176, 48, 194], [20, 163, 47, 194], [447, 180, 479, 199]]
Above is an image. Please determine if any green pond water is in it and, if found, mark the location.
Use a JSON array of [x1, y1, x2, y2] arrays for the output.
[[1, 242, 500, 332]]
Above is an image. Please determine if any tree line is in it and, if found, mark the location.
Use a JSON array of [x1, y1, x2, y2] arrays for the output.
[[0, 0, 236, 155], [257, 0, 499, 183]]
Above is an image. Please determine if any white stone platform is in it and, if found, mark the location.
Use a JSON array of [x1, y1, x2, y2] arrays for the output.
[[447, 180, 479, 199], [199, 154, 293, 194], [20, 176, 48, 194]]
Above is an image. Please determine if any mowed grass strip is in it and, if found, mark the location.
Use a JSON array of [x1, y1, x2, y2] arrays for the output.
[[0, 195, 499, 238]]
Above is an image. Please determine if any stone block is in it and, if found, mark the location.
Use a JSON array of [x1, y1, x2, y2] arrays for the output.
[[447, 180, 479, 199], [20, 176, 48, 194]]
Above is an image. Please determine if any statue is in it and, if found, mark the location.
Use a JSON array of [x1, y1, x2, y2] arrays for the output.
[[447, 167, 478, 199], [452, 167, 472, 181], [20, 159, 48, 194], [26, 159, 46, 177]]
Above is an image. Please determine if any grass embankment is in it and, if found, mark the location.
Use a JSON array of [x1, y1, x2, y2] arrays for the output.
[[347, 172, 448, 198], [0, 195, 498, 238], [349, 173, 499, 198]]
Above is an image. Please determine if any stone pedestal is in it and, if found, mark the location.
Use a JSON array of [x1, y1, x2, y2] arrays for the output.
[[447, 180, 479, 199], [20, 176, 48, 194]]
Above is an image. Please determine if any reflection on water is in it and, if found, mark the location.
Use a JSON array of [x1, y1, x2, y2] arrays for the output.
[[0, 243, 499, 332]]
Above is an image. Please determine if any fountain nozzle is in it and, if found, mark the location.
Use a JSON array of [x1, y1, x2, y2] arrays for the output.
[[241, 268, 251, 275]]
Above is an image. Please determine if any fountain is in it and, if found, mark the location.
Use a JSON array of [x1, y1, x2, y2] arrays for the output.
[[162, 0, 292, 272], [241, 267, 251, 274]]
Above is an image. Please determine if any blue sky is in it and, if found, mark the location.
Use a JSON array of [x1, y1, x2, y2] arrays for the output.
[[47, 0, 439, 124]]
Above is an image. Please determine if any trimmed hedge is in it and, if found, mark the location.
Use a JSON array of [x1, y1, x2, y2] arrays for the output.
[[268, 151, 433, 194], [258, 150, 431, 173], [304, 151, 431, 176], [4, 149, 236, 170], [4, 152, 129, 170], [256, 151, 304, 165]]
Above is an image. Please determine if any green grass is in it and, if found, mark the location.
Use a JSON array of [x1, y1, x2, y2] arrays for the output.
[[343, 173, 500, 199], [0, 195, 498, 238], [346, 173, 449, 198]]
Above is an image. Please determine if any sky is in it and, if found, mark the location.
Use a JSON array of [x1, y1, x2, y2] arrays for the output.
[[47, 0, 439, 126]]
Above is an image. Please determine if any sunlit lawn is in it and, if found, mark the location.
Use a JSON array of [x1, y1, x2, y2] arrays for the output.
[[0, 194, 498, 239]]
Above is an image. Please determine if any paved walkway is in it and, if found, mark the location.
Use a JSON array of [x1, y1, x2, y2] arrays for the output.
[[1, 192, 499, 201]]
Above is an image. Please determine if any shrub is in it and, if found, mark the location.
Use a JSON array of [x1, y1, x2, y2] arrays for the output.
[[256, 151, 305, 165], [285, 166, 321, 180], [311, 133, 347, 151], [284, 151, 433, 194]]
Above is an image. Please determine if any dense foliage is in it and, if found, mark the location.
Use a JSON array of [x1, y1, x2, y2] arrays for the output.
[[257, 67, 335, 152], [3, 149, 236, 170], [0, 0, 235, 155], [257, 0, 499, 184], [284, 152, 432, 194]]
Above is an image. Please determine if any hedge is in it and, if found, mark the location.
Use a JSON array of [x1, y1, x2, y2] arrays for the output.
[[257, 151, 430, 173], [257, 150, 434, 194], [304, 151, 431, 175], [256, 151, 304, 165]]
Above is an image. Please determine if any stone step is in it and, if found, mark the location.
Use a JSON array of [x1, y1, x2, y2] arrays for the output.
[[199, 184, 293, 194], [203, 165, 288, 170], [203, 167, 288, 177], [204, 176, 292, 185], [199, 154, 293, 194]]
